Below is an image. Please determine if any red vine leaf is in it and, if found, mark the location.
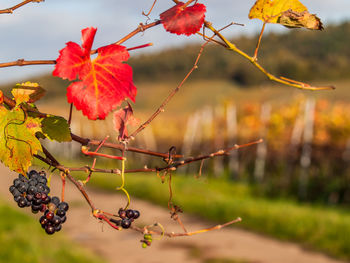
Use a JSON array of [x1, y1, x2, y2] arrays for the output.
[[113, 102, 139, 140], [160, 2, 206, 36], [53, 27, 137, 120]]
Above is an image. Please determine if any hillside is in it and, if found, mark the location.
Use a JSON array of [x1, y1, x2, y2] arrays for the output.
[[1, 21, 350, 102], [130, 21, 350, 85]]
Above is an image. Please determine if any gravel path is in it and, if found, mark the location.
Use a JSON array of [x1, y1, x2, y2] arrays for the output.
[[0, 164, 347, 263]]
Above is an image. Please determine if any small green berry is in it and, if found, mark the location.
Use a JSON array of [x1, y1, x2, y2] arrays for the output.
[[144, 234, 152, 241]]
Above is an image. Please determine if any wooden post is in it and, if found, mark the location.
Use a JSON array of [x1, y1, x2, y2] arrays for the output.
[[284, 101, 304, 187], [254, 102, 271, 182], [213, 106, 225, 177], [180, 111, 201, 174], [299, 98, 315, 200], [226, 103, 239, 180]]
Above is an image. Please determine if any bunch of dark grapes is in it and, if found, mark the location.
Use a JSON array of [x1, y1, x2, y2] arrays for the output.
[[9, 170, 69, 235], [9, 170, 50, 212], [110, 208, 140, 229], [40, 197, 69, 235]]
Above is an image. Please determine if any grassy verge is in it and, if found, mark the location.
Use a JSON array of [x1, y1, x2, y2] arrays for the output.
[[72, 171, 350, 261], [0, 199, 104, 263]]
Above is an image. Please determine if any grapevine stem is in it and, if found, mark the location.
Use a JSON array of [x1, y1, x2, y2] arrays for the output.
[[129, 34, 212, 138], [116, 159, 131, 210], [0, 0, 43, 14]]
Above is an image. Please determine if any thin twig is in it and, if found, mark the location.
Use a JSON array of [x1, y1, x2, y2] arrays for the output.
[[129, 35, 212, 139], [74, 134, 183, 159], [253, 22, 266, 60], [0, 59, 55, 68], [0, 0, 43, 14], [68, 104, 73, 125], [47, 139, 262, 175], [115, 21, 161, 46], [183, 0, 196, 8], [142, 0, 157, 17], [131, 217, 242, 237]]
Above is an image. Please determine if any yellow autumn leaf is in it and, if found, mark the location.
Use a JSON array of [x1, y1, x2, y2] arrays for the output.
[[0, 105, 42, 174], [248, 0, 322, 30], [279, 10, 323, 30], [11, 81, 46, 105]]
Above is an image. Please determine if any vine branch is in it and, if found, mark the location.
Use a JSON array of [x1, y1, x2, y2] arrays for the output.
[[0, 0, 43, 14], [203, 22, 335, 91], [129, 32, 213, 139]]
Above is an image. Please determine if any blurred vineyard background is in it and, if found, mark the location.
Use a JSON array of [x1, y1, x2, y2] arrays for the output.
[[2, 21, 350, 207], [37, 95, 350, 207]]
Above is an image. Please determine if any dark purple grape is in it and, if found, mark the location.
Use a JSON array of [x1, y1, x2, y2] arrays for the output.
[[42, 196, 51, 205], [133, 210, 140, 219], [58, 202, 69, 211], [32, 204, 42, 212], [36, 184, 45, 192], [32, 198, 42, 206], [46, 211, 54, 220], [40, 216, 48, 225], [28, 170, 39, 179], [56, 209, 66, 217], [18, 174, 28, 182], [51, 197, 60, 206], [43, 186, 50, 195], [38, 177, 47, 184], [27, 185, 37, 195], [41, 193, 48, 201], [17, 182, 28, 193], [40, 204, 47, 213], [55, 224, 62, 232], [26, 194, 34, 202], [9, 185, 16, 193], [14, 195, 22, 202], [118, 209, 127, 219], [109, 218, 121, 226], [60, 215, 67, 223], [13, 178, 21, 187], [45, 225, 55, 235], [126, 209, 135, 219], [121, 218, 131, 229], [52, 216, 62, 226], [17, 197, 27, 208], [12, 189, 21, 198], [28, 179, 38, 186]]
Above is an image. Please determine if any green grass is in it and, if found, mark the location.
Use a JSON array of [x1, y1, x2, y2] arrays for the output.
[[71, 171, 350, 260], [0, 199, 104, 263]]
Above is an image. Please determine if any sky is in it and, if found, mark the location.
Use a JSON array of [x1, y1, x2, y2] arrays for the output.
[[1, 0, 350, 83]]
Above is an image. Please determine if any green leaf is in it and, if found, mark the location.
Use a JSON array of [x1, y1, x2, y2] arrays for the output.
[[12, 81, 46, 105], [41, 116, 72, 142], [249, 0, 323, 30], [0, 105, 42, 174]]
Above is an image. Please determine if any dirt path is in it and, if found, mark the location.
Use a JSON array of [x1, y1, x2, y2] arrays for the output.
[[0, 164, 347, 263]]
